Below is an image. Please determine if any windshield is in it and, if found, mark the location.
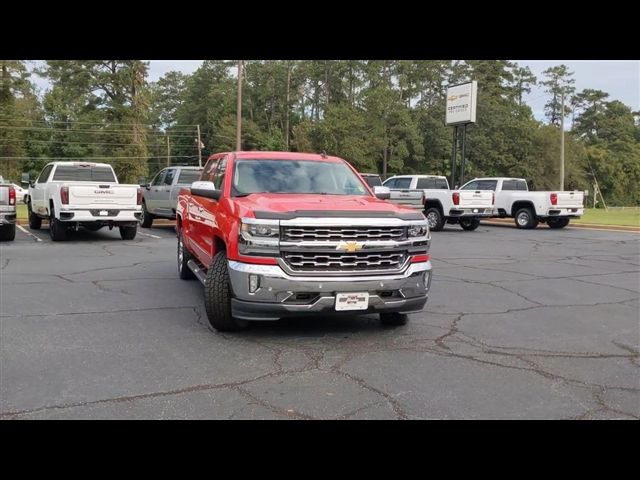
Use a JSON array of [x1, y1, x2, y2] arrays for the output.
[[52, 165, 117, 183], [232, 159, 369, 196]]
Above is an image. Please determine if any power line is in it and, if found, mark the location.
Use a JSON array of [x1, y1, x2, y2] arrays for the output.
[[1, 117, 199, 129], [0, 125, 200, 137], [0, 138, 199, 148]]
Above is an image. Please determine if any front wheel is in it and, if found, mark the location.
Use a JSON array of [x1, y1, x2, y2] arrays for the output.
[[459, 217, 481, 231], [514, 208, 539, 230], [0, 224, 16, 241], [425, 207, 445, 232], [547, 217, 570, 229], [119, 225, 137, 240], [204, 251, 248, 332], [28, 203, 42, 230], [140, 202, 154, 228], [177, 230, 195, 279]]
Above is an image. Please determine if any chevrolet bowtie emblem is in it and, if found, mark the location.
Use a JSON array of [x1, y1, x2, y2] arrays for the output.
[[337, 241, 363, 253]]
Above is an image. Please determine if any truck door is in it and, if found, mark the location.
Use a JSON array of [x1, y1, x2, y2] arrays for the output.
[[145, 169, 166, 213], [32, 164, 54, 216], [155, 168, 176, 216]]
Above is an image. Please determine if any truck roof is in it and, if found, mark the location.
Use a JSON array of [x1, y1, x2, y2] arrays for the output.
[[45, 161, 113, 168], [469, 177, 526, 181], [210, 151, 346, 164], [388, 174, 447, 179]]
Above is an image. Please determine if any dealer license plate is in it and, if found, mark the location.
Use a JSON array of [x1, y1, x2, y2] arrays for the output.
[[99, 210, 109, 216], [335, 292, 369, 311]]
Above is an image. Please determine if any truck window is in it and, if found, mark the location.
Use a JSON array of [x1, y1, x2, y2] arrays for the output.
[[383, 178, 396, 188], [516, 180, 528, 191], [151, 170, 166, 186], [417, 178, 435, 189], [52, 165, 117, 182], [502, 180, 517, 190], [203, 158, 218, 182], [434, 178, 449, 189], [232, 159, 369, 196], [461, 181, 478, 190], [476, 180, 497, 191], [363, 175, 382, 187], [395, 178, 412, 189], [177, 169, 202, 185], [36, 164, 54, 183], [163, 169, 176, 186], [212, 158, 227, 190]]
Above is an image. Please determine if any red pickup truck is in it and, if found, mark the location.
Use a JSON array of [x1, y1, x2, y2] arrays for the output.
[[176, 151, 433, 331]]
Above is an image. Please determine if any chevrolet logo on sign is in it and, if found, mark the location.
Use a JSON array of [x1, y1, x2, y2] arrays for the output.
[[336, 241, 364, 253]]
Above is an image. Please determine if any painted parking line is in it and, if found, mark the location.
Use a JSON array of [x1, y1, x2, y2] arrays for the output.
[[16, 225, 43, 242], [138, 231, 162, 239]]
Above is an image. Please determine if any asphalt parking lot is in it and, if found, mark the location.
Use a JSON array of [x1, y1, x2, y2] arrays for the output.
[[1, 222, 638, 419]]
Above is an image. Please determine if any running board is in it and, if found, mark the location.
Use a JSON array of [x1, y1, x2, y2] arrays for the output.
[[187, 259, 207, 285]]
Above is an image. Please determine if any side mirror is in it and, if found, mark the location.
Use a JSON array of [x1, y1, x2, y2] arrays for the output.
[[191, 181, 222, 201], [145, 183, 151, 190], [373, 185, 391, 200]]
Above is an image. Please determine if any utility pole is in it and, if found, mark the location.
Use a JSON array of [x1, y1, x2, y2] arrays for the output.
[[166, 135, 170, 167], [560, 90, 565, 191], [236, 60, 243, 151], [196, 124, 202, 167]]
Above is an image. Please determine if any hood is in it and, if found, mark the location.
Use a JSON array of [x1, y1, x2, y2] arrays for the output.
[[233, 193, 421, 218]]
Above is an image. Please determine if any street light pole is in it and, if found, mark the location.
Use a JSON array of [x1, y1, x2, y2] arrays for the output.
[[236, 60, 243, 151], [560, 90, 565, 191]]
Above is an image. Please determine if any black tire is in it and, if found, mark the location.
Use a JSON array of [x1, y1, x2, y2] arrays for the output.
[[119, 225, 137, 240], [459, 217, 481, 231], [425, 207, 445, 232], [0, 224, 16, 241], [204, 251, 248, 332], [514, 208, 539, 230], [140, 202, 154, 228], [380, 312, 409, 327], [547, 217, 570, 229], [177, 230, 195, 280], [28, 202, 41, 230], [49, 208, 67, 241]]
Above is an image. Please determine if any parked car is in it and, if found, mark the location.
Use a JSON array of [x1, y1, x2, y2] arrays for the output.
[[360, 173, 383, 188], [383, 174, 494, 231], [140, 166, 203, 227], [176, 151, 432, 332], [460, 177, 585, 229], [0, 178, 17, 241], [25, 162, 142, 241]]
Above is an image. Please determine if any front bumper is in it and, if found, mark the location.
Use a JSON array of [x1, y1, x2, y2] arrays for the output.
[[227, 260, 432, 321], [57, 208, 142, 223]]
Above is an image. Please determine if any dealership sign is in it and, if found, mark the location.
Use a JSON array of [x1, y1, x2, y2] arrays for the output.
[[446, 81, 477, 125]]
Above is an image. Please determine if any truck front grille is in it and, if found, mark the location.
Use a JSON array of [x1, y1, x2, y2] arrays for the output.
[[282, 226, 406, 241], [282, 251, 407, 273]]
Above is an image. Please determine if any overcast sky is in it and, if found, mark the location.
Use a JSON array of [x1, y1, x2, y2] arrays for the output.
[[30, 60, 639, 122]]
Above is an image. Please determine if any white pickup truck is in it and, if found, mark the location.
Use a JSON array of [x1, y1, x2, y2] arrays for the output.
[[25, 162, 143, 241], [460, 177, 585, 229], [383, 174, 494, 231]]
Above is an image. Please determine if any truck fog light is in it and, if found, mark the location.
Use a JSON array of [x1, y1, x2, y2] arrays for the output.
[[249, 274, 260, 293]]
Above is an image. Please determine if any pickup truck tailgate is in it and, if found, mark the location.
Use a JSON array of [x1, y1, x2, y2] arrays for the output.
[[555, 191, 584, 208], [388, 190, 424, 209], [68, 184, 138, 207], [458, 190, 493, 208], [0, 186, 9, 205]]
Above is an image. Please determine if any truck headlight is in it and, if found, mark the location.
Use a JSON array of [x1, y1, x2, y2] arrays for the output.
[[408, 223, 429, 237], [239, 219, 280, 256]]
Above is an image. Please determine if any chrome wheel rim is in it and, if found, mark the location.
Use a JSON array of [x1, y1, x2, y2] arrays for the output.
[[517, 212, 529, 226], [426, 211, 439, 229]]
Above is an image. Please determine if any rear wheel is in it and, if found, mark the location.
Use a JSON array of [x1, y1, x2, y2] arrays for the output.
[[140, 202, 154, 228], [380, 312, 409, 326], [204, 251, 248, 332], [547, 217, 570, 229], [49, 208, 67, 241], [425, 207, 445, 232], [459, 217, 481, 231], [28, 202, 41, 230], [0, 224, 16, 241], [119, 225, 137, 240], [514, 208, 538, 230], [177, 230, 195, 279]]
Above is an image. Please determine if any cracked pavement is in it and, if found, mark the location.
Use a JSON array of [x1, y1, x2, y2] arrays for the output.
[[0, 222, 638, 419]]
